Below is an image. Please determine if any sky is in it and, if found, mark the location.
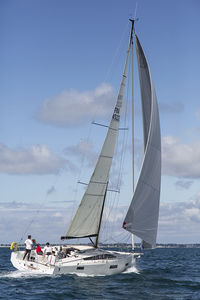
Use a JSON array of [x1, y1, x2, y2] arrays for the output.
[[0, 0, 200, 245]]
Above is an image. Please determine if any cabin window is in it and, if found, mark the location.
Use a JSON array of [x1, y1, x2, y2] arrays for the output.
[[84, 254, 116, 261], [76, 266, 84, 270], [110, 265, 118, 269]]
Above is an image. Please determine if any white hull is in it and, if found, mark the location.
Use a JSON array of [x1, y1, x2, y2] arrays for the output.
[[11, 245, 138, 276]]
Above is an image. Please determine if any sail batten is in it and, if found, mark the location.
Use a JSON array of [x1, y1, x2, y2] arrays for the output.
[[123, 34, 161, 249]]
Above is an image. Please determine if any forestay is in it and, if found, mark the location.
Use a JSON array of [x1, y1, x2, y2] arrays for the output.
[[123, 34, 161, 249], [62, 26, 134, 242]]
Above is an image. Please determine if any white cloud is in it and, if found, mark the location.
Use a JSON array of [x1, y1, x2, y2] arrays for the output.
[[63, 133, 200, 182], [2, 194, 200, 244], [162, 136, 200, 178], [37, 83, 116, 126], [0, 202, 71, 244], [158, 196, 200, 243], [0, 143, 69, 175], [64, 139, 98, 168], [102, 193, 200, 244]]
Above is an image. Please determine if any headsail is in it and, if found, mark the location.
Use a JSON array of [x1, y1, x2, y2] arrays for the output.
[[123, 34, 161, 249], [61, 23, 135, 245]]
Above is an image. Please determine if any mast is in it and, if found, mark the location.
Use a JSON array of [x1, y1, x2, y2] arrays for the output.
[[129, 19, 135, 251], [94, 182, 108, 248]]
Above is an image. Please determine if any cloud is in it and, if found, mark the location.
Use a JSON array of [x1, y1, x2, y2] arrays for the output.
[[64, 139, 98, 168], [158, 195, 200, 243], [2, 194, 200, 244], [102, 192, 200, 244], [37, 83, 116, 127], [162, 136, 200, 178], [0, 201, 72, 243], [65, 134, 200, 183], [0, 201, 128, 244], [0, 143, 70, 175], [124, 135, 200, 181]]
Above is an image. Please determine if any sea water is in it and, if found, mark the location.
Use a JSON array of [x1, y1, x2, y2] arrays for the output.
[[0, 247, 200, 299]]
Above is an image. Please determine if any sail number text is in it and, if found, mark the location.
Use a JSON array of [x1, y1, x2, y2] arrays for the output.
[[112, 107, 120, 122]]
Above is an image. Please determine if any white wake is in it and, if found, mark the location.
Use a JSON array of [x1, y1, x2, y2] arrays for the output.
[[0, 270, 50, 279], [123, 265, 140, 274]]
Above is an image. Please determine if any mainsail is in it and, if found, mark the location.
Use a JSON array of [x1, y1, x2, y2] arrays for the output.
[[123, 34, 161, 249], [61, 23, 135, 245]]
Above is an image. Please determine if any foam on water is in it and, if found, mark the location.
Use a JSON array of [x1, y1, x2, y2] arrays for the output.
[[0, 270, 50, 279], [72, 272, 99, 277], [70, 271, 117, 277], [1, 268, 138, 279], [0, 265, 140, 279], [123, 265, 140, 274]]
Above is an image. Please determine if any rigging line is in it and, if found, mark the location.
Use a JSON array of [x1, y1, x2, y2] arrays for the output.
[[91, 23, 129, 127], [100, 54, 132, 240], [103, 230, 130, 247], [104, 114, 130, 241], [100, 25, 133, 243], [67, 120, 94, 228], [102, 227, 129, 243], [117, 45, 132, 191], [19, 175, 60, 245], [103, 116, 130, 239], [108, 44, 132, 213], [104, 21, 130, 83]]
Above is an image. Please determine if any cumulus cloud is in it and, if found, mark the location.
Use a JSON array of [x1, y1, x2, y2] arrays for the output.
[[64, 139, 98, 168], [162, 136, 200, 178], [124, 134, 200, 181], [37, 83, 116, 126], [102, 193, 200, 244], [158, 196, 200, 243], [0, 201, 128, 244], [64, 134, 200, 182], [2, 194, 200, 244], [0, 201, 71, 243], [0, 143, 70, 175]]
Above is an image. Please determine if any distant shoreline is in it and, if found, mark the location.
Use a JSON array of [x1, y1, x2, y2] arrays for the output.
[[1, 243, 200, 248]]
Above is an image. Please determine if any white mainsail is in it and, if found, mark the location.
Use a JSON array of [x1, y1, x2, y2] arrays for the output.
[[123, 34, 161, 249], [62, 24, 135, 244]]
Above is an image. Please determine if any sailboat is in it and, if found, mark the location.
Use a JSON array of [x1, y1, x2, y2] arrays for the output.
[[11, 19, 161, 276]]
